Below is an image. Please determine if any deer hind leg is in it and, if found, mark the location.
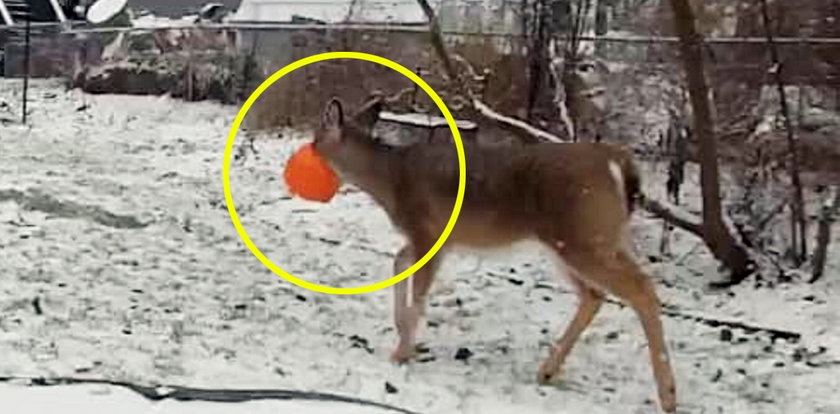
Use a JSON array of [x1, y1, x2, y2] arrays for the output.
[[559, 245, 677, 413], [391, 239, 440, 363], [537, 270, 605, 384]]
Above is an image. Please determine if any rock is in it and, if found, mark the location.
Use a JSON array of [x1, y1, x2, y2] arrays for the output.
[[506, 277, 524, 286], [454, 347, 473, 361], [384, 381, 398, 394], [711, 369, 723, 383]]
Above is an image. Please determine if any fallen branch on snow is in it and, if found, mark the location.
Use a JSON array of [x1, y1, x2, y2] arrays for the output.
[[516, 276, 802, 343], [640, 195, 703, 238], [0, 376, 420, 414]]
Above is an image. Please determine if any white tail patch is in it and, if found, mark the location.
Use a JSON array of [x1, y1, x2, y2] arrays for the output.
[[608, 160, 627, 215]]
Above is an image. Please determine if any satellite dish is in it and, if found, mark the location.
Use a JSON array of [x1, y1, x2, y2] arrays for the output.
[[197, 3, 229, 23], [86, 0, 129, 25]]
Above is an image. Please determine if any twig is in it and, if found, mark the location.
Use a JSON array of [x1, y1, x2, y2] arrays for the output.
[[755, 199, 788, 231], [658, 306, 801, 343], [640, 195, 703, 238], [530, 278, 800, 342], [674, 241, 702, 265]]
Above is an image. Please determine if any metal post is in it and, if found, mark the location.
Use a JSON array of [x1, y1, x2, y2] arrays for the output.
[[22, 18, 31, 124]]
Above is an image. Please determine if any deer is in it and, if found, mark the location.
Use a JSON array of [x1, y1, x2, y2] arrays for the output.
[[311, 93, 677, 413]]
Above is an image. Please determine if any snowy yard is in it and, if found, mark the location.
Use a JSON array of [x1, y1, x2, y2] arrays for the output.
[[1, 79, 839, 413]]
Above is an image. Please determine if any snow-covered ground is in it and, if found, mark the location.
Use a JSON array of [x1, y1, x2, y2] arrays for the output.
[[1, 79, 839, 414]]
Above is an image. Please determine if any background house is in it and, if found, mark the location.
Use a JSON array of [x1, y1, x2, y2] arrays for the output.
[[128, 0, 240, 18], [230, 0, 522, 34]]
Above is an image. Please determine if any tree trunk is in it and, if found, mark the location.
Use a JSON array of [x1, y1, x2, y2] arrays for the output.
[[594, 0, 610, 56], [667, 0, 754, 283], [810, 187, 840, 283], [525, 0, 549, 122]]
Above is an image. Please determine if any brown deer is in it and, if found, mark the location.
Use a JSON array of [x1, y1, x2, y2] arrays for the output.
[[311, 94, 677, 413]]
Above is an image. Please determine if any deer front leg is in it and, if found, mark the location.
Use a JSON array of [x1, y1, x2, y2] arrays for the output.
[[391, 242, 439, 362]]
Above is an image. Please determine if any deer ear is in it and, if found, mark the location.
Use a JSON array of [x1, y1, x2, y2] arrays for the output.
[[321, 98, 344, 128]]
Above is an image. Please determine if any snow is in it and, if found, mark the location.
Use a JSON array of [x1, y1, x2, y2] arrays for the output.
[[1, 79, 839, 414], [379, 111, 477, 130], [132, 13, 202, 28], [87, 0, 129, 24], [229, 0, 426, 25]]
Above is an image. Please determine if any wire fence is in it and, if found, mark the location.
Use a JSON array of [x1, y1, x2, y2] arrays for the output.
[[3, 21, 840, 155]]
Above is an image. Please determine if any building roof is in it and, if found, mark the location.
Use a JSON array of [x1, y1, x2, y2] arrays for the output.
[[229, 0, 427, 25], [127, 0, 241, 18]]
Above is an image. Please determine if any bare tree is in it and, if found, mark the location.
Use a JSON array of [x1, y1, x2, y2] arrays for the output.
[[594, 0, 611, 56], [667, 0, 754, 283], [758, 0, 808, 266], [415, 0, 754, 283], [523, 0, 550, 122], [810, 186, 840, 283]]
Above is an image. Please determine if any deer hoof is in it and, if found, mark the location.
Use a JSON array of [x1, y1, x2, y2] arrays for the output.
[[660, 386, 677, 413], [537, 361, 563, 385], [390, 345, 416, 363]]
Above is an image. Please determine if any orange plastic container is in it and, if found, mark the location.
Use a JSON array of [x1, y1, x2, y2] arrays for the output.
[[283, 143, 340, 203]]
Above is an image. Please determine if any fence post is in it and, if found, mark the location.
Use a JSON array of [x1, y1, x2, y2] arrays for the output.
[[22, 19, 31, 124], [187, 46, 194, 101]]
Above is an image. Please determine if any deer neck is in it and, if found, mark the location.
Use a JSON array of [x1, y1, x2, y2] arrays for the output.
[[329, 133, 402, 210]]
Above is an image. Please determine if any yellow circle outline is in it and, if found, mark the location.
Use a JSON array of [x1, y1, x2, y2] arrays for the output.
[[223, 51, 466, 295]]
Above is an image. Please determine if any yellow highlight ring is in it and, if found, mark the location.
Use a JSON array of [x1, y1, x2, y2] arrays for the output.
[[222, 51, 466, 295]]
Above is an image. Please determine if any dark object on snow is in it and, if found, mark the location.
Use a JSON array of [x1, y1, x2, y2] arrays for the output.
[[384, 382, 398, 394], [348, 335, 374, 354], [710, 369, 723, 383], [506, 277, 524, 286], [454, 347, 473, 362], [31, 297, 43, 315], [0, 376, 420, 414], [76, 64, 178, 96]]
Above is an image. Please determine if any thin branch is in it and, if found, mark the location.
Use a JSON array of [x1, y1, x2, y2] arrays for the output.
[[659, 306, 801, 343], [472, 100, 564, 143], [641, 195, 704, 237], [529, 277, 801, 342], [759, 0, 807, 265]]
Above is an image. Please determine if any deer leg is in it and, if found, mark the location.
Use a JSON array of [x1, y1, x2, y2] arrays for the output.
[[538, 275, 604, 384], [618, 259, 677, 414], [391, 240, 440, 362], [562, 246, 677, 413]]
